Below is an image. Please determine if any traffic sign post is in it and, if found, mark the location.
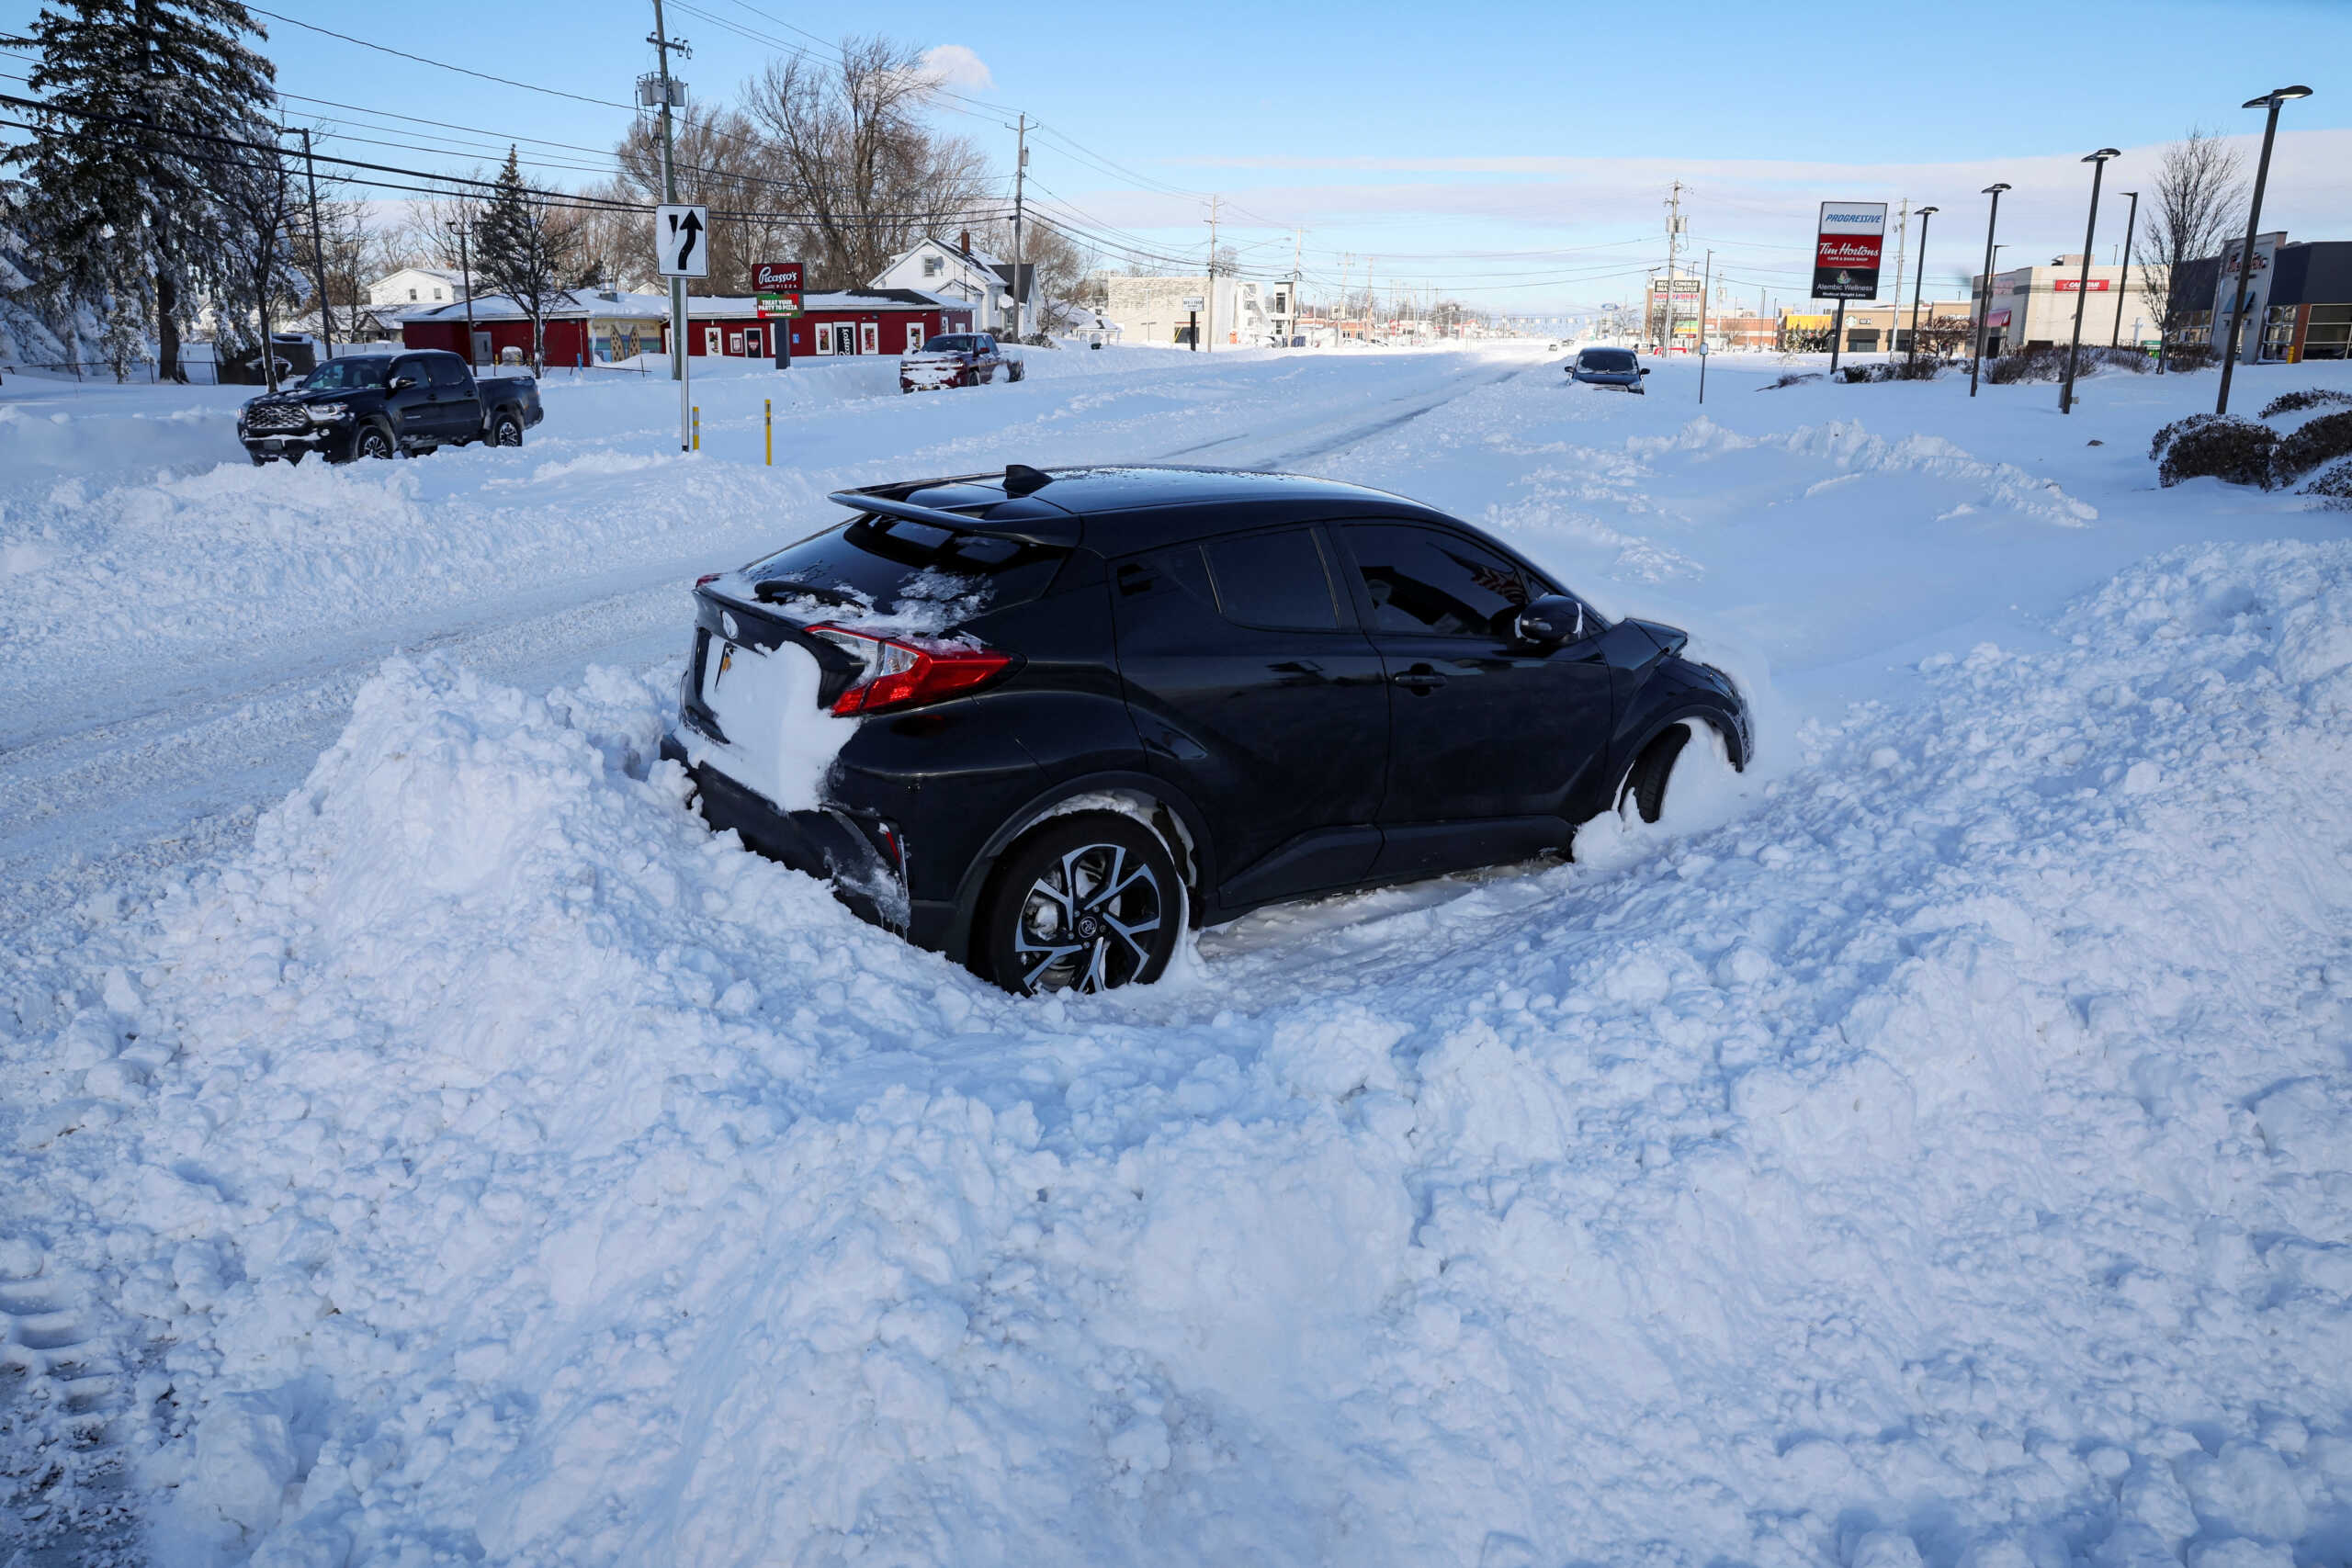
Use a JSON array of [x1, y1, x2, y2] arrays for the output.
[[656, 204, 708, 453]]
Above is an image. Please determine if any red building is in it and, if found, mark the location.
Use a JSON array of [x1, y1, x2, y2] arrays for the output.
[[400, 288, 975, 367]]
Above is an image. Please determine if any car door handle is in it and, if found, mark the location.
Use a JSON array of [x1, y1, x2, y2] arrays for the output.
[[1392, 665, 1447, 694]]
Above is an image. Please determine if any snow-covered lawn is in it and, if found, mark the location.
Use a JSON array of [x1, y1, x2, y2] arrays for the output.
[[3, 345, 2349, 1568]]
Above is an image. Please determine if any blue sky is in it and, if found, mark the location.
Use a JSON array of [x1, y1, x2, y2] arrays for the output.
[[4, 0, 2347, 314]]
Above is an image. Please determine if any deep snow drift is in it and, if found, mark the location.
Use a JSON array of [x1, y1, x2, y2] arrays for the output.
[[5, 346, 2352, 1567]]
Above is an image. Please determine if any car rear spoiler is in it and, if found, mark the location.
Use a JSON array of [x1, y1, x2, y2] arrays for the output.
[[826, 474, 1080, 547]]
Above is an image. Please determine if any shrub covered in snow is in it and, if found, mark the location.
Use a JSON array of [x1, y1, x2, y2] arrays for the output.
[[2259, 387, 2352, 420], [1985, 344, 2151, 386], [1837, 361, 1939, 384], [2163, 343, 2218, 371], [2306, 456, 2352, 506], [1759, 372, 1822, 390], [2148, 412, 2222, 462], [2158, 415, 2281, 489], [2272, 410, 2352, 487]]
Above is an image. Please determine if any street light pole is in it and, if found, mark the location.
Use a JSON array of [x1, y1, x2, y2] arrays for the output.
[[2217, 85, 2312, 417], [1905, 206, 1938, 366], [2110, 190, 2139, 348], [1969, 183, 2010, 399], [2061, 149, 2120, 414]]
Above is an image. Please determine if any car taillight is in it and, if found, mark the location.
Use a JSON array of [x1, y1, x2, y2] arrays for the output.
[[695, 572, 720, 587], [808, 625, 1012, 716]]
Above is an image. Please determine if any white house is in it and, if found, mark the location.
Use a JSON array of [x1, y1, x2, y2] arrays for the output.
[[869, 233, 1031, 335], [367, 266, 471, 309]]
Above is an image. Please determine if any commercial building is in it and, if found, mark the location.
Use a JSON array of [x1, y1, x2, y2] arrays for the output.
[[1103, 275, 1297, 348], [1781, 300, 1976, 355], [2168, 233, 2352, 364], [1968, 256, 2160, 356]]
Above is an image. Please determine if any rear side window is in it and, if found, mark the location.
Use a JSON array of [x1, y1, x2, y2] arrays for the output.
[[728, 513, 1065, 626], [427, 356, 469, 389], [1201, 526, 1339, 629], [1342, 523, 1532, 637]]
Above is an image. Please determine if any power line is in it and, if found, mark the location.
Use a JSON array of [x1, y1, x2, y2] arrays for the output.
[[243, 6, 634, 110]]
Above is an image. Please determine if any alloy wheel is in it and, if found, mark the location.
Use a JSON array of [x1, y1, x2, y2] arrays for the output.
[[1012, 841, 1164, 994]]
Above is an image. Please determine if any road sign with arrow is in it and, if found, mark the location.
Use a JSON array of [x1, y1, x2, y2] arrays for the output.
[[657, 204, 709, 278]]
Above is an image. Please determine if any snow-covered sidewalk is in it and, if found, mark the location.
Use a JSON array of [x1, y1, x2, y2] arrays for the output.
[[4, 347, 2350, 1567]]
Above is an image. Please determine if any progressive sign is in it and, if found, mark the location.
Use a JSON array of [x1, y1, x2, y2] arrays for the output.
[[1812, 202, 1888, 300]]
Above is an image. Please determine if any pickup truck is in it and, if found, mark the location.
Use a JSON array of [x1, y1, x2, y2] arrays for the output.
[[237, 348, 543, 464], [899, 333, 1025, 393]]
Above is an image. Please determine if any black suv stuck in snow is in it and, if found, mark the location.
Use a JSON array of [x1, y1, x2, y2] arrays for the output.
[[662, 465, 1749, 995], [238, 349, 543, 464]]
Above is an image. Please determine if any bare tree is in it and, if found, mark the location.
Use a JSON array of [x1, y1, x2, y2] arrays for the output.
[[210, 133, 308, 389], [745, 36, 991, 290], [614, 107, 779, 294], [1912, 312, 1974, 360], [972, 215, 1094, 333], [2138, 127, 2245, 372]]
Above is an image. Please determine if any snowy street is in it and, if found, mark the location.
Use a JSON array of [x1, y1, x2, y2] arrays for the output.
[[5, 344, 2352, 1567]]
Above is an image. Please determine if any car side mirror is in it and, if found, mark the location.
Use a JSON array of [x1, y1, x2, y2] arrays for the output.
[[1639, 367, 1652, 376], [389, 373, 418, 390], [1514, 594, 1588, 646]]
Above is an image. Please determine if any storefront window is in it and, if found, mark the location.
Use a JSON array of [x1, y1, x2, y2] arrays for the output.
[[2301, 303, 2351, 361], [2263, 303, 2298, 360]]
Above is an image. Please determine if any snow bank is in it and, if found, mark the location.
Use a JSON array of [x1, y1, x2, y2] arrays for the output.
[[5, 536, 2350, 1566]]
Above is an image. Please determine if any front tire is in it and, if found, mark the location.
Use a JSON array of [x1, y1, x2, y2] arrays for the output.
[[978, 813, 1182, 996], [1617, 723, 1691, 823], [354, 423, 395, 461]]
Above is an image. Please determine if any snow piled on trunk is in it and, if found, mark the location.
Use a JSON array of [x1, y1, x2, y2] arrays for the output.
[[5, 540, 2352, 1568]]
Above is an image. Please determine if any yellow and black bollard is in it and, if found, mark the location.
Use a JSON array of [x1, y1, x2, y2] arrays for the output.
[[691, 406, 700, 452], [764, 398, 772, 466]]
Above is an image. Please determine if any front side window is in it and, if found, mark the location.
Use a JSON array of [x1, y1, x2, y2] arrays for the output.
[[390, 357, 428, 388], [1342, 524, 1533, 638], [1201, 526, 1340, 630]]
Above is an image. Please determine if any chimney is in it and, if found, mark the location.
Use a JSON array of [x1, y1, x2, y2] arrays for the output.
[[959, 230, 971, 255]]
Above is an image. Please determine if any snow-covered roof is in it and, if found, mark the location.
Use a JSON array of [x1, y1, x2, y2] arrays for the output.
[[398, 287, 976, 323]]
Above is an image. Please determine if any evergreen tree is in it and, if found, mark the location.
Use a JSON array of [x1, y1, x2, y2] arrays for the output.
[[2, 0, 278, 381], [472, 147, 580, 373]]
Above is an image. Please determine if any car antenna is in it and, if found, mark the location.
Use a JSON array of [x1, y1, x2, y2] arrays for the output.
[[1002, 464, 1053, 497]]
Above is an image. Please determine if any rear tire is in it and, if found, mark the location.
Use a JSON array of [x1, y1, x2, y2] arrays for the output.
[[491, 412, 523, 446], [1617, 723, 1690, 824], [978, 813, 1182, 996]]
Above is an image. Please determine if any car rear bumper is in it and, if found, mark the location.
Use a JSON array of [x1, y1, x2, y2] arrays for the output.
[[660, 730, 940, 949]]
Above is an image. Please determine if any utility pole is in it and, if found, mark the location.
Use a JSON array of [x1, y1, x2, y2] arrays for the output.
[[648, 0, 689, 392], [1204, 195, 1220, 353], [1291, 227, 1303, 346], [1010, 114, 1028, 342], [1660, 180, 1683, 352], [447, 216, 476, 366], [298, 127, 334, 360], [1888, 198, 1909, 344]]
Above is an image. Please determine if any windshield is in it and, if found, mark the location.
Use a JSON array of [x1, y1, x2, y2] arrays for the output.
[[919, 335, 977, 353], [302, 358, 391, 389], [1579, 349, 1637, 371]]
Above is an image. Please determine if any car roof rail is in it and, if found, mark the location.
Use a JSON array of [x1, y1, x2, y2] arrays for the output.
[[826, 483, 1080, 547]]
